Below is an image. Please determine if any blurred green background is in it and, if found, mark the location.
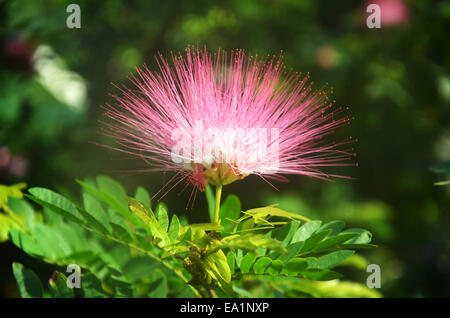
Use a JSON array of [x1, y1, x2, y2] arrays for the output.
[[1, 0, 449, 297]]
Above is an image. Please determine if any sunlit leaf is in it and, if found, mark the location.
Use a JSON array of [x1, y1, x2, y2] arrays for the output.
[[135, 186, 151, 210], [313, 233, 359, 251], [128, 198, 170, 247], [243, 205, 311, 223], [216, 233, 285, 253], [292, 220, 322, 243], [155, 203, 169, 233], [167, 214, 180, 242], [188, 223, 224, 232], [26, 188, 85, 225], [220, 194, 241, 232]]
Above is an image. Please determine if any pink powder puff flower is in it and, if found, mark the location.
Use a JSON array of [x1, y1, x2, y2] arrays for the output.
[[103, 47, 355, 200]]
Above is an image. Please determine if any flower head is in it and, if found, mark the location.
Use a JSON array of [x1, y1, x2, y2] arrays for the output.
[[103, 48, 355, 196]]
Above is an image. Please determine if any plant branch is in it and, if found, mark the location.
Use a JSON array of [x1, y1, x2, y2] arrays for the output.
[[79, 224, 203, 298], [213, 184, 223, 225]]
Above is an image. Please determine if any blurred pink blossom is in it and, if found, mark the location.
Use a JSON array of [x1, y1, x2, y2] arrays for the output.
[[365, 0, 410, 26], [103, 48, 355, 196]]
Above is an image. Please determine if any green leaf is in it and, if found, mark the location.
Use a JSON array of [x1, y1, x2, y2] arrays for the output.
[[0, 214, 14, 242], [213, 250, 232, 283], [49, 272, 74, 298], [227, 251, 235, 274], [26, 188, 85, 225], [341, 228, 372, 244], [271, 220, 301, 246], [235, 249, 243, 267], [203, 250, 233, 294], [25, 223, 72, 260], [110, 222, 133, 243], [167, 214, 180, 242], [135, 186, 151, 210], [283, 258, 308, 275], [240, 218, 255, 231], [96, 176, 128, 207], [300, 269, 343, 281], [313, 233, 360, 251], [122, 256, 157, 282], [9, 229, 43, 257], [266, 260, 283, 275], [243, 205, 311, 223], [217, 233, 286, 253], [0, 183, 26, 206], [340, 243, 378, 249], [292, 220, 322, 243], [77, 179, 139, 226], [318, 221, 346, 236], [253, 257, 272, 274], [277, 241, 304, 263], [128, 198, 170, 247], [81, 192, 111, 234], [81, 272, 105, 297], [61, 251, 98, 266], [188, 223, 224, 232], [177, 285, 196, 298], [307, 250, 355, 270], [155, 203, 169, 233], [299, 229, 332, 254], [7, 197, 34, 226], [12, 262, 43, 298], [240, 253, 256, 273], [105, 274, 133, 297], [220, 194, 241, 231], [148, 270, 168, 297]]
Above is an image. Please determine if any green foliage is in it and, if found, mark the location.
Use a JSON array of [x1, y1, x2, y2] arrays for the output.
[[48, 272, 75, 298], [0, 183, 29, 241], [3, 177, 377, 298], [12, 262, 43, 298], [430, 161, 450, 186]]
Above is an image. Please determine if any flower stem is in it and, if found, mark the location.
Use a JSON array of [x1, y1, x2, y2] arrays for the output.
[[213, 184, 223, 225]]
